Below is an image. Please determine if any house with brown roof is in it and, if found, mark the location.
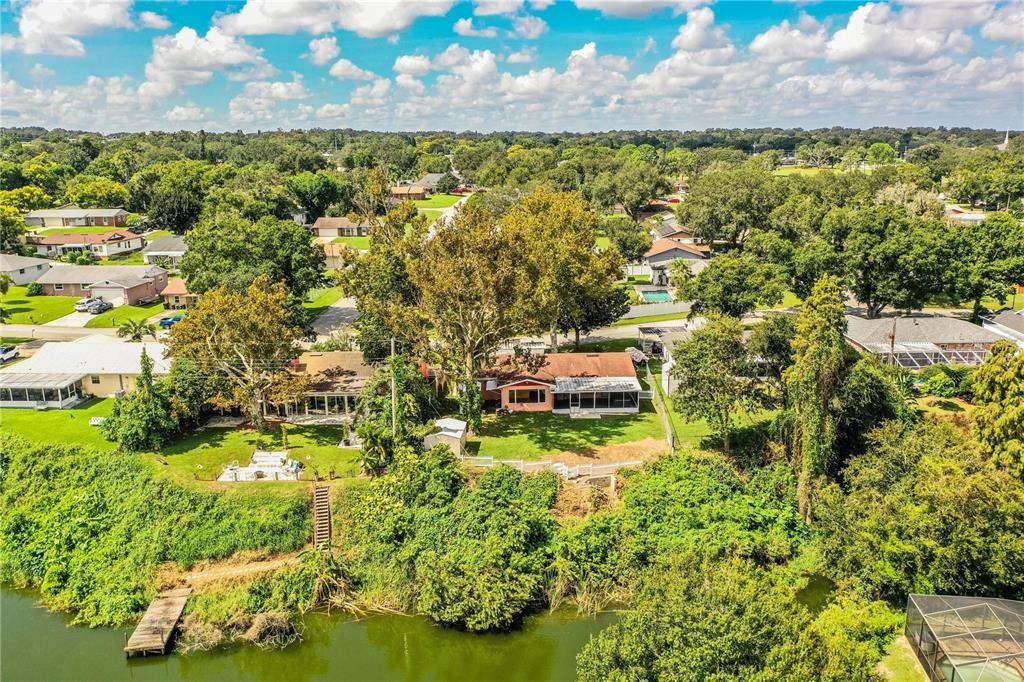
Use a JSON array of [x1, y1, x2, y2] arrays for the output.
[[643, 238, 710, 285], [478, 352, 648, 415], [390, 185, 427, 201], [263, 351, 376, 423], [25, 230, 144, 259], [161, 278, 199, 310], [35, 264, 168, 304], [311, 216, 370, 239], [24, 205, 129, 229]]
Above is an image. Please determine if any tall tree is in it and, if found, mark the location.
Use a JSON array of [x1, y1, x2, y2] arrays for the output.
[[670, 316, 756, 453], [785, 275, 848, 522], [591, 159, 668, 221], [0, 205, 28, 253], [166, 275, 307, 428], [65, 176, 130, 207], [679, 166, 782, 246], [100, 351, 178, 452], [672, 253, 788, 318], [601, 215, 651, 263], [971, 340, 1024, 477], [947, 212, 1024, 321], [146, 160, 215, 234], [288, 170, 346, 222], [404, 204, 533, 429], [747, 313, 796, 405]]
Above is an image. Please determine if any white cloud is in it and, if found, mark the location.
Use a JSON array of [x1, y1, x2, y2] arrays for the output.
[[473, 0, 524, 15], [216, 0, 457, 39], [826, 3, 973, 64], [511, 15, 548, 39], [507, 47, 536, 63], [1, 72, 153, 131], [139, 11, 172, 30], [396, 73, 427, 95], [749, 14, 826, 64], [139, 27, 275, 100], [393, 54, 432, 75], [981, 4, 1024, 42], [530, 0, 556, 8], [672, 7, 728, 51], [454, 18, 498, 37], [306, 36, 341, 65], [318, 102, 352, 118], [2, 0, 133, 56], [29, 63, 55, 79], [572, 0, 704, 18], [640, 36, 657, 55], [166, 102, 211, 121], [329, 58, 378, 80], [350, 78, 392, 104], [229, 76, 310, 122]]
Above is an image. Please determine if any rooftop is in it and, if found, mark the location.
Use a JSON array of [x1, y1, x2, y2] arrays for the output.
[[291, 351, 375, 394], [0, 253, 52, 271], [0, 338, 170, 377], [141, 235, 187, 254], [27, 230, 137, 245], [845, 314, 1002, 346], [37, 264, 165, 287], [644, 238, 710, 259], [25, 204, 128, 219], [485, 352, 638, 386], [312, 216, 368, 230], [161, 278, 191, 296], [988, 309, 1024, 335]]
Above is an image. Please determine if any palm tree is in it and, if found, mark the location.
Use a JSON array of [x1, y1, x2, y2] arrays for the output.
[[116, 318, 158, 342]]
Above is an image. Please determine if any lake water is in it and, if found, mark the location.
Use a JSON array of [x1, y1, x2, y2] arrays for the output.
[[0, 587, 615, 682]]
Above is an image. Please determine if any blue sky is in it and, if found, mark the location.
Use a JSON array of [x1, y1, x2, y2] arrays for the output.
[[1, 1, 1021, 133]]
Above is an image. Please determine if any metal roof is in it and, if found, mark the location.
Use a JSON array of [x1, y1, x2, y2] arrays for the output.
[[0, 372, 84, 389], [554, 376, 641, 393]]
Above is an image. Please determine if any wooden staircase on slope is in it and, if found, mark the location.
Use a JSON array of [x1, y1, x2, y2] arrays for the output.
[[312, 485, 332, 550]]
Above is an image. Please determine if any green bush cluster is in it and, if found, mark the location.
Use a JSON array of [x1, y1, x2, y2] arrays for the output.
[[0, 437, 310, 626], [340, 445, 559, 631], [919, 363, 974, 399]]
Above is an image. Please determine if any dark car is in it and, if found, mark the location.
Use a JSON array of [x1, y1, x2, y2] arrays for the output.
[[159, 313, 185, 329], [87, 300, 113, 314]]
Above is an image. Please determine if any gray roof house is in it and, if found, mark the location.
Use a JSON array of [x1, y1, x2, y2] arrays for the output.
[[0, 253, 53, 285], [141, 235, 187, 266], [24, 205, 129, 228], [36, 264, 168, 305], [984, 309, 1024, 348], [844, 314, 1003, 367], [416, 173, 445, 191]]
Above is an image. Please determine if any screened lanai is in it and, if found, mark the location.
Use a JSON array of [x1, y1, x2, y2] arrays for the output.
[[0, 372, 87, 409], [906, 594, 1024, 682]]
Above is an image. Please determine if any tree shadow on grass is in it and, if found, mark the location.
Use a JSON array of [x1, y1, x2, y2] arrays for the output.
[[475, 405, 655, 458]]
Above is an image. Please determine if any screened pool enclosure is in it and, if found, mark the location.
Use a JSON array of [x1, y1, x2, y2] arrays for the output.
[[906, 594, 1024, 682]]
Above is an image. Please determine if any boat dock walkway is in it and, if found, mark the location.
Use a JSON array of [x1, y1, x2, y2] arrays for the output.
[[124, 587, 192, 657]]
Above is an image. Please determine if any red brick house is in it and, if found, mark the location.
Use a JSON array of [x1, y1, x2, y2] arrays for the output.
[[35, 265, 168, 305], [25, 230, 144, 258], [24, 205, 129, 228], [478, 352, 647, 415]]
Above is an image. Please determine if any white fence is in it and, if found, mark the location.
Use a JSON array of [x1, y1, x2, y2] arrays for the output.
[[621, 301, 692, 319], [458, 456, 644, 480], [623, 264, 652, 278]]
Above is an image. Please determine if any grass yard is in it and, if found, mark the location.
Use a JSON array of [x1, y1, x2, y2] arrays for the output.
[[98, 251, 145, 265], [595, 236, 611, 250], [303, 286, 344, 321], [469, 402, 666, 460], [0, 398, 362, 489], [419, 208, 443, 223], [612, 311, 689, 327], [926, 292, 1024, 311], [144, 229, 173, 240], [1, 337, 33, 345], [84, 300, 164, 328], [413, 193, 462, 209], [880, 636, 926, 682], [772, 291, 803, 308], [562, 338, 643, 353], [332, 236, 370, 250], [773, 166, 832, 176], [0, 286, 78, 325]]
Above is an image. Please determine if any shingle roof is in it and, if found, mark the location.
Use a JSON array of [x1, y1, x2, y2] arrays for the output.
[[988, 309, 1024, 335], [291, 351, 375, 393], [27, 230, 136, 245], [845, 315, 1002, 346], [161, 278, 190, 296], [644, 238, 710, 258], [312, 216, 368, 230], [25, 205, 128, 219], [484, 352, 637, 386], [141, 235, 187, 254], [0, 253, 52, 271], [36, 264, 165, 287], [417, 173, 444, 187]]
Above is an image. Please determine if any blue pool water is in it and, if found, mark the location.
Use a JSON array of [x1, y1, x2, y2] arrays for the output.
[[641, 290, 673, 302]]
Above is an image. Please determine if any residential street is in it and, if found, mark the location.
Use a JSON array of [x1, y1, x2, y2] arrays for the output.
[[0, 323, 119, 341]]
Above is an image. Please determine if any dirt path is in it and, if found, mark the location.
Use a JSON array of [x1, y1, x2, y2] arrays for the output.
[[548, 437, 667, 465], [157, 552, 300, 588]]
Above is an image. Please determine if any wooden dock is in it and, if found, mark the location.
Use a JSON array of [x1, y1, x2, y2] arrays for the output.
[[124, 587, 191, 657]]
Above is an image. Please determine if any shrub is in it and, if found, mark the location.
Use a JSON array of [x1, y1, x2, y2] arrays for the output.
[[24, 281, 42, 296]]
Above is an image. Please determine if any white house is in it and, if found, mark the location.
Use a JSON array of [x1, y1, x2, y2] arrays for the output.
[[0, 253, 53, 285], [141, 235, 187, 267], [25, 230, 144, 258]]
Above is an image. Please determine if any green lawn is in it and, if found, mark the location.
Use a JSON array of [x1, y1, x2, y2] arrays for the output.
[[469, 403, 666, 459], [927, 292, 1024, 312], [419, 208, 443, 223], [331, 236, 370, 250], [303, 286, 344, 321], [595, 236, 611, 250], [0, 337, 33, 345], [98, 251, 145, 265], [0, 286, 78, 325], [144, 229, 173, 240], [413, 193, 462, 209], [84, 300, 164, 328], [0, 398, 362, 488], [772, 291, 803, 308], [562, 338, 642, 353], [773, 166, 831, 176], [612, 311, 689, 327], [880, 636, 926, 682], [38, 225, 123, 234]]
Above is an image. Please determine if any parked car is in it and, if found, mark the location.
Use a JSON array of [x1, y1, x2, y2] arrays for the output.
[[74, 297, 101, 312], [87, 301, 113, 314], [136, 295, 160, 305], [0, 345, 19, 364], [159, 313, 185, 329]]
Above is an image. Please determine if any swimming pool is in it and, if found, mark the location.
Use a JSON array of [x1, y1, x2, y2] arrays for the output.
[[641, 290, 673, 302]]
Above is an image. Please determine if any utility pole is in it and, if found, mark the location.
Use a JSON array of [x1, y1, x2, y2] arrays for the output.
[[390, 337, 397, 438], [888, 317, 897, 366]]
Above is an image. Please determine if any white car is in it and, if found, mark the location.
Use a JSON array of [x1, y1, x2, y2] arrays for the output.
[[0, 345, 19, 364], [74, 297, 101, 312]]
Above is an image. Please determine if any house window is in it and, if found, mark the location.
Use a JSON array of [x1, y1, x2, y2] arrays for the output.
[[90, 375, 101, 385], [54, 283, 64, 290], [509, 388, 546, 404], [36, 264, 43, 270], [18, 268, 24, 274]]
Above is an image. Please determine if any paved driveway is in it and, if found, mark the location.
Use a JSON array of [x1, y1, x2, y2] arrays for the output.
[[43, 311, 95, 327], [312, 296, 358, 340]]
